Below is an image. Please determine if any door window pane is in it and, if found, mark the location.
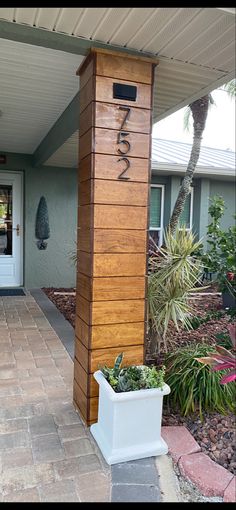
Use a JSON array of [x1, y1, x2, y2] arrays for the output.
[[0, 185, 12, 255]]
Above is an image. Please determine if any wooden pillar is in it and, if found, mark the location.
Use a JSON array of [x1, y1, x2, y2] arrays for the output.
[[73, 48, 157, 425]]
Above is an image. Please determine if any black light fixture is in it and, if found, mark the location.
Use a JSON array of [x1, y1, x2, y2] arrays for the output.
[[113, 83, 137, 102]]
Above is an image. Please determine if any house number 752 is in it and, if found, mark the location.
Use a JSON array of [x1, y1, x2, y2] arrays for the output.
[[117, 106, 131, 180]]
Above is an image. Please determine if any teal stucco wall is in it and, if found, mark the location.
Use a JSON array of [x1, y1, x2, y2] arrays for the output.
[[1, 154, 77, 288], [209, 180, 236, 231], [24, 166, 77, 288]]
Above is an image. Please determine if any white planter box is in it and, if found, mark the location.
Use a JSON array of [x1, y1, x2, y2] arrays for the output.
[[90, 369, 171, 465]]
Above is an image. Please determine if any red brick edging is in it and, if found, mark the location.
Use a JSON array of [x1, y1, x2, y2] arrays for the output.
[[162, 426, 235, 502]]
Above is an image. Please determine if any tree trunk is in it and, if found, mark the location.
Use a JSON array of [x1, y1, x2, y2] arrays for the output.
[[168, 95, 210, 236]]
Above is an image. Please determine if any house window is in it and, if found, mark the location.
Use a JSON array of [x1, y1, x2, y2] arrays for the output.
[[179, 188, 194, 230], [149, 185, 164, 247]]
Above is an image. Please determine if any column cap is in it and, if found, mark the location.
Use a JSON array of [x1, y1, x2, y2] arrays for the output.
[[76, 46, 158, 76]]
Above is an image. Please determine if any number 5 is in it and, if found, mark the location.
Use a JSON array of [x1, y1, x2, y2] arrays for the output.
[[117, 131, 131, 155]]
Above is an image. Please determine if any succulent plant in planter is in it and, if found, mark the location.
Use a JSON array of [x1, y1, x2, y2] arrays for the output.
[[35, 196, 50, 250], [101, 352, 166, 392], [90, 353, 170, 465]]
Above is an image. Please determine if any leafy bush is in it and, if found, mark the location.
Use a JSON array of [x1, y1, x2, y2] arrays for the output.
[[187, 308, 235, 330], [164, 343, 235, 418], [227, 307, 236, 319], [189, 308, 235, 329], [101, 353, 166, 393], [215, 332, 234, 350], [187, 310, 221, 330], [196, 323, 236, 385], [148, 226, 204, 353], [201, 195, 236, 297], [196, 345, 236, 385]]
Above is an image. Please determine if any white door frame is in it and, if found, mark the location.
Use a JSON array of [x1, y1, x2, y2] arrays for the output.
[[0, 171, 23, 287]]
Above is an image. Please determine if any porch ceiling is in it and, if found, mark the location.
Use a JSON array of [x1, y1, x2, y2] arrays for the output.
[[0, 38, 83, 154], [0, 7, 235, 163]]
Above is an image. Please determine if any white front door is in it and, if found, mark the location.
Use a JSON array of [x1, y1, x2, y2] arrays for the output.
[[0, 172, 23, 287]]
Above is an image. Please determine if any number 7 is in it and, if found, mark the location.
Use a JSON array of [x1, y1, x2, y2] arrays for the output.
[[119, 106, 131, 130]]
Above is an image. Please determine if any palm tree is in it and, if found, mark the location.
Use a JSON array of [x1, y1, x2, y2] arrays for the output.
[[167, 80, 235, 236]]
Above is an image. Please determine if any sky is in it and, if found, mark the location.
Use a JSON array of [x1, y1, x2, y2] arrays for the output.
[[152, 87, 236, 152]]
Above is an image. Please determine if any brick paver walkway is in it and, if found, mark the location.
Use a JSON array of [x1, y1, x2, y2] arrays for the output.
[[0, 291, 164, 503], [0, 293, 111, 502]]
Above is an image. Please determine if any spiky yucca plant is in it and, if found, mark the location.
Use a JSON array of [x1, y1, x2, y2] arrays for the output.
[[148, 227, 204, 353]]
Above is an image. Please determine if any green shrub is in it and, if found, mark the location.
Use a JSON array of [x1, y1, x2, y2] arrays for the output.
[[164, 343, 235, 418], [215, 332, 234, 350], [201, 195, 236, 297], [186, 315, 206, 330], [227, 307, 236, 319], [187, 308, 236, 330]]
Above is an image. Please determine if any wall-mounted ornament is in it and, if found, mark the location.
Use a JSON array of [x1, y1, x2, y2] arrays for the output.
[[35, 196, 50, 250]]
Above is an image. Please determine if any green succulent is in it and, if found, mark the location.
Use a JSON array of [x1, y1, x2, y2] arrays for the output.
[[100, 353, 166, 393]]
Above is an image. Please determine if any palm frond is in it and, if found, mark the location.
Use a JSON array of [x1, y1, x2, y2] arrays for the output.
[[183, 107, 191, 132], [148, 226, 203, 353], [222, 79, 236, 98]]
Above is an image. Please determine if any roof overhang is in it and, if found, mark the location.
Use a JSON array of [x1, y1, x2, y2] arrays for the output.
[[0, 7, 235, 164], [152, 163, 235, 181]]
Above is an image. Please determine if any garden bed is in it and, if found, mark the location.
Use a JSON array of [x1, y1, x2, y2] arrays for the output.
[[42, 286, 235, 475]]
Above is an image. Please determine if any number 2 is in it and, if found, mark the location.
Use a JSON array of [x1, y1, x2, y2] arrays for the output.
[[117, 157, 130, 180]]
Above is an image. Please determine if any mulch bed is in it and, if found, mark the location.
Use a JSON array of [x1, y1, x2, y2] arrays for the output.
[[43, 287, 76, 328], [42, 286, 236, 475]]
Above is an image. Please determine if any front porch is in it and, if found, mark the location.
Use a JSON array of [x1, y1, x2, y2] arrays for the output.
[[0, 7, 235, 501]]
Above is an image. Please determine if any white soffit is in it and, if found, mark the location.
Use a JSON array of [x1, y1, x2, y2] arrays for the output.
[[0, 7, 234, 63], [46, 131, 79, 168], [0, 7, 235, 154], [0, 38, 83, 153]]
